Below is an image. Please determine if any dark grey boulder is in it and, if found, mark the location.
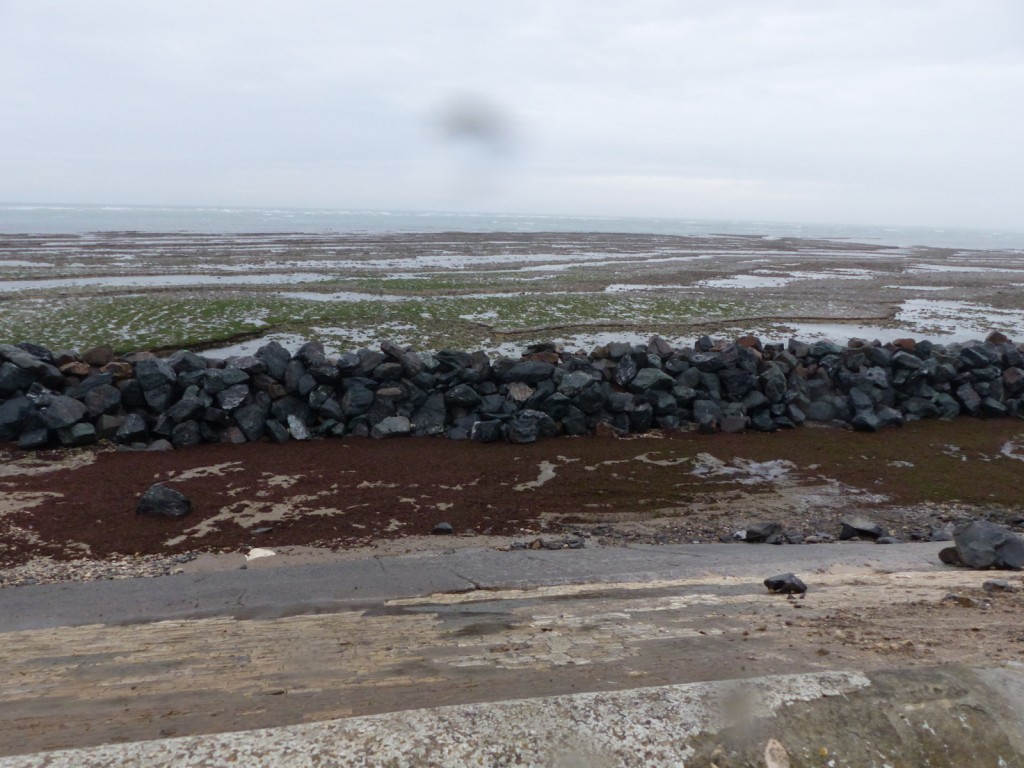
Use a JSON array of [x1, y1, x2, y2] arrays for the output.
[[952, 521, 1024, 570], [955, 383, 982, 416], [411, 392, 446, 436], [471, 419, 503, 443], [265, 419, 290, 444], [839, 516, 886, 541], [287, 414, 311, 440], [84, 384, 122, 418], [505, 409, 556, 444], [341, 385, 375, 417], [95, 413, 125, 440], [135, 358, 177, 391], [432, 522, 454, 535], [255, 342, 291, 380], [499, 361, 555, 384], [628, 367, 675, 393], [371, 415, 412, 439], [0, 362, 36, 396], [166, 396, 206, 423], [764, 573, 807, 594], [171, 421, 202, 448], [233, 403, 267, 442], [41, 396, 88, 430], [58, 422, 97, 447], [614, 354, 639, 386], [983, 579, 1016, 593], [17, 427, 50, 450], [746, 522, 784, 543], [805, 401, 834, 421], [216, 383, 250, 411], [445, 383, 481, 407], [0, 395, 36, 441], [137, 483, 191, 519], [143, 384, 174, 412], [115, 413, 149, 444]]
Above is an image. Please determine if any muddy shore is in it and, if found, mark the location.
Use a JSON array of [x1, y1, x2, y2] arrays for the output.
[[3, 417, 1023, 586]]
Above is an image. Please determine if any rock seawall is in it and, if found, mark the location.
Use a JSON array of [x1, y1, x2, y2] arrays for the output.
[[1, 333, 1022, 451]]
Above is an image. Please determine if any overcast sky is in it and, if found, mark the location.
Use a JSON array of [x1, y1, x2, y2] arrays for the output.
[[1, 1, 1022, 228]]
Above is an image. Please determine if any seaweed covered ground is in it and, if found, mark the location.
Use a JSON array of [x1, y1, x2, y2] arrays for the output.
[[2, 418, 1022, 578]]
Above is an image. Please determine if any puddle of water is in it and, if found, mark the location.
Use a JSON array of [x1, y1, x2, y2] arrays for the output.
[[1000, 439, 1024, 461], [0, 260, 53, 268], [0, 273, 335, 293], [203, 333, 333, 358], [604, 284, 691, 293], [275, 290, 409, 302], [690, 454, 796, 484], [907, 263, 1024, 274], [700, 275, 796, 289]]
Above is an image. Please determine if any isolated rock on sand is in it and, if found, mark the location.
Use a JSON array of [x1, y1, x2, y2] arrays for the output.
[[983, 579, 1016, 593], [764, 573, 807, 594], [951, 520, 1024, 570], [137, 483, 192, 520]]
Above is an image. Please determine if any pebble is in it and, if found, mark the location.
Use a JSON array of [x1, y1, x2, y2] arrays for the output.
[[0, 552, 199, 588]]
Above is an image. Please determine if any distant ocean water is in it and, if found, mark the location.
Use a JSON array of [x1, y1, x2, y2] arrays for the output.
[[1, 203, 1023, 251]]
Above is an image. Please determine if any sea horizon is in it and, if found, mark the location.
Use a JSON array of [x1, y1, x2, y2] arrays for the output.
[[2, 202, 1023, 252]]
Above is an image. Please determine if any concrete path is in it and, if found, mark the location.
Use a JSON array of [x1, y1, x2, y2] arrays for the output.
[[2, 542, 1023, 765], [0, 541, 949, 631]]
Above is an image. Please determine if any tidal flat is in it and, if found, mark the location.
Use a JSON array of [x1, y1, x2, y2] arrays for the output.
[[2, 231, 1022, 356]]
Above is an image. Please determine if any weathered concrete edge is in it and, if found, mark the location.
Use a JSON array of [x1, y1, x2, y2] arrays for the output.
[[4, 665, 1023, 768], [0, 541, 950, 632]]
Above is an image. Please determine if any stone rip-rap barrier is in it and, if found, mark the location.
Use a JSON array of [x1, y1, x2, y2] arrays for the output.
[[1, 333, 1023, 452]]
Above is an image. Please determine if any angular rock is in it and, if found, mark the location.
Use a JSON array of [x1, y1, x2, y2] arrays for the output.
[[504, 409, 556, 444], [764, 573, 807, 594], [0, 362, 36, 396], [137, 483, 191, 519], [470, 420, 503, 443], [216, 383, 250, 411], [81, 345, 115, 367], [135, 358, 177, 391], [839, 516, 886, 541], [411, 392, 446, 436], [746, 522, 784, 543], [171, 420, 202, 448], [952, 520, 1024, 570], [115, 413, 149, 444], [499, 361, 555, 384], [84, 384, 122, 418], [0, 395, 36, 441], [17, 427, 50, 450], [286, 414, 311, 440], [233, 403, 267, 443], [371, 415, 412, 439], [628, 367, 675, 393], [41, 396, 88, 430], [58, 422, 96, 447], [983, 579, 1016, 593]]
